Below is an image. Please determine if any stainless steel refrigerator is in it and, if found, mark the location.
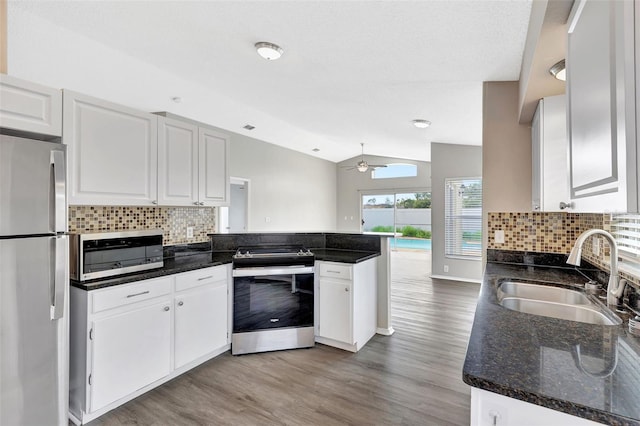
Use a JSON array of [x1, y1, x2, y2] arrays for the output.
[[0, 134, 69, 425]]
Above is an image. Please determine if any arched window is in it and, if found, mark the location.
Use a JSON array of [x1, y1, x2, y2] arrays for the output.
[[371, 163, 417, 179]]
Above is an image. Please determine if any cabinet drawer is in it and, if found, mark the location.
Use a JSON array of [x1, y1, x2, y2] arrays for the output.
[[92, 277, 173, 313], [319, 262, 352, 280], [175, 266, 227, 292]]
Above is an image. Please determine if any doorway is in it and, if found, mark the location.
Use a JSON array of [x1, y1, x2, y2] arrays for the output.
[[360, 191, 432, 252], [218, 177, 249, 233]]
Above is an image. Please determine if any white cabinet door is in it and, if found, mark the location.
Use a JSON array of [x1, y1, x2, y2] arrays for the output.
[[174, 280, 228, 369], [0, 74, 62, 136], [199, 127, 229, 205], [157, 117, 199, 206], [531, 96, 569, 212], [319, 278, 352, 344], [63, 90, 158, 206], [567, 0, 637, 212], [470, 388, 601, 426], [90, 299, 172, 412]]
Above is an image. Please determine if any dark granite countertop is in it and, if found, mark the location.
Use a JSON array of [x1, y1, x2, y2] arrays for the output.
[[464, 261, 640, 425], [71, 247, 378, 291], [311, 248, 379, 264], [70, 252, 231, 291]]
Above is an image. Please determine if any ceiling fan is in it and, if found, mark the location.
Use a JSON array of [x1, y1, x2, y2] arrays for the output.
[[342, 143, 388, 173]]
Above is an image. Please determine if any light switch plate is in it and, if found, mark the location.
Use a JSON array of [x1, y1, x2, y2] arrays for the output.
[[495, 230, 505, 244], [186, 226, 194, 238]]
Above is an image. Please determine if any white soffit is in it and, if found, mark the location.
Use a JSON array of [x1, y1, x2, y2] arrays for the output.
[[9, 0, 533, 162]]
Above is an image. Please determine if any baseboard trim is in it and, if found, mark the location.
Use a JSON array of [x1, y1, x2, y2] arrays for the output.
[[430, 274, 482, 284]]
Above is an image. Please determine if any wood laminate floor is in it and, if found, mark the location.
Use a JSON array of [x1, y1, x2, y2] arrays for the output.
[[86, 250, 480, 426]]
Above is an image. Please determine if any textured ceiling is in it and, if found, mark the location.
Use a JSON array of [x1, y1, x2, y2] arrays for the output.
[[12, 0, 533, 162]]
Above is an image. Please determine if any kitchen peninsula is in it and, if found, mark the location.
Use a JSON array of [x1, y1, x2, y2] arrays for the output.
[[68, 231, 388, 424]]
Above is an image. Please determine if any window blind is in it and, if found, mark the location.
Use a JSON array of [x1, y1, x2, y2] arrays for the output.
[[445, 178, 482, 258], [611, 214, 640, 258]]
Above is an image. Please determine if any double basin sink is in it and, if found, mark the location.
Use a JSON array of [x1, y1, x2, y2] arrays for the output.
[[497, 280, 621, 326]]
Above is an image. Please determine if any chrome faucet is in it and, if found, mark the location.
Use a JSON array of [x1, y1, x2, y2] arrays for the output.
[[567, 229, 622, 306]]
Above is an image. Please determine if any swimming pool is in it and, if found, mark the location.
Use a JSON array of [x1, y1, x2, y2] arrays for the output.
[[389, 238, 431, 250]]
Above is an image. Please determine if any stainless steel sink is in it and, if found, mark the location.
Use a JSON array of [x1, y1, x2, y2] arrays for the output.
[[500, 297, 621, 326], [498, 281, 590, 305]]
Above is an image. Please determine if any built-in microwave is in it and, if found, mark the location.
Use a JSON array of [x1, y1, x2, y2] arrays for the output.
[[70, 229, 164, 281]]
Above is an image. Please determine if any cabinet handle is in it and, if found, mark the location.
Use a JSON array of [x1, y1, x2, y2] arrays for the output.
[[199, 202, 205, 206], [327, 270, 341, 274], [164, 306, 170, 312], [193, 201, 199, 205], [559, 201, 573, 210], [126, 290, 150, 298], [178, 301, 184, 306], [345, 287, 349, 292], [151, 200, 158, 205], [198, 275, 214, 281]]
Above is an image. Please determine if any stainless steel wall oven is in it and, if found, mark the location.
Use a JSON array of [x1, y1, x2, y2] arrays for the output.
[[232, 245, 315, 355]]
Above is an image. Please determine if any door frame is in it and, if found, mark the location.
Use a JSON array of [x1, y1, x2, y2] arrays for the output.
[[218, 177, 250, 233]]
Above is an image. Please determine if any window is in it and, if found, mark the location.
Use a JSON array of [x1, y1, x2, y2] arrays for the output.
[[611, 214, 640, 260], [445, 178, 482, 258], [372, 163, 417, 179]]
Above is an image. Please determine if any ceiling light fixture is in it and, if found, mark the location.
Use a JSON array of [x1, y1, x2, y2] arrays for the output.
[[255, 42, 283, 60], [412, 119, 431, 129], [549, 59, 566, 81], [243, 124, 255, 130]]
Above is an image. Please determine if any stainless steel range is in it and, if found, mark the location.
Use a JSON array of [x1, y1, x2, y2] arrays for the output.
[[232, 245, 315, 355]]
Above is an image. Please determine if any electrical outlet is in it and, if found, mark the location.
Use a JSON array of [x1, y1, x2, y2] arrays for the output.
[[444, 265, 449, 273], [495, 230, 505, 244], [265, 216, 271, 223], [186, 226, 194, 238]]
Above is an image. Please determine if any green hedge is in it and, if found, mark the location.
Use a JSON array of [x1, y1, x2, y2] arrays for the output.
[[369, 225, 432, 239]]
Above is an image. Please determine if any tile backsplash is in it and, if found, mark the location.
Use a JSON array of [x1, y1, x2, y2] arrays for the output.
[[488, 212, 639, 291], [68, 206, 216, 245]]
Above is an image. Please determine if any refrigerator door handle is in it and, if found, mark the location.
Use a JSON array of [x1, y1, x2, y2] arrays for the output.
[[51, 236, 66, 320], [50, 150, 66, 234]]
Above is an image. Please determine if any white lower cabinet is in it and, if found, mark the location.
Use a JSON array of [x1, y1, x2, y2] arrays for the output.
[[174, 268, 228, 369], [69, 265, 230, 425], [90, 300, 172, 411], [315, 259, 377, 352], [471, 388, 602, 426]]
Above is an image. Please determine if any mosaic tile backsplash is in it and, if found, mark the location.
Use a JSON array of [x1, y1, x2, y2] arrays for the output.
[[488, 212, 640, 291], [68, 206, 216, 245]]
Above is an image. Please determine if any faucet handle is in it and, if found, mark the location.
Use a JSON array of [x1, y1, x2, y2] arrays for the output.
[[584, 280, 600, 292]]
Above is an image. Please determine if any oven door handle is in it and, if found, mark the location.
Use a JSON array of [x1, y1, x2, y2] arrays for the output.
[[232, 266, 314, 277]]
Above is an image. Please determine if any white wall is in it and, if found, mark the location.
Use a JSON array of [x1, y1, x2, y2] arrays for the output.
[[7, 6, 337, 233], [431, 143, 483, 283], [336, 155, 431, 232], [229, 133, 336, 232]]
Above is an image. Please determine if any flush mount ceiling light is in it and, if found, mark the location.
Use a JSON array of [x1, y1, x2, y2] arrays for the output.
[[255, 42, 283, 60], [412, 119, 431, 129], [549, 59, 566, 81]]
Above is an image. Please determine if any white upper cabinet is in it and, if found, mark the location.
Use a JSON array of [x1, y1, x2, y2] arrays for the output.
[[64, 90, 158, 206], [0, 74, 62, 137], [567, 0, 638, 212], [156, 113, 230, 207], [199, 127, 230, 205], [157, 117, 199, 206], [531, 96, 569, 212]]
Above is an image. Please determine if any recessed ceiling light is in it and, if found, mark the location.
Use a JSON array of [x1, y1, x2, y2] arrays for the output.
[[255, 42, 283, 60], [412, 119, 431, 129], [243, 124, 255, 130], [171, 96, 182, 103], [549, 59, 566, 81], [312, 148, 320, 152]]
